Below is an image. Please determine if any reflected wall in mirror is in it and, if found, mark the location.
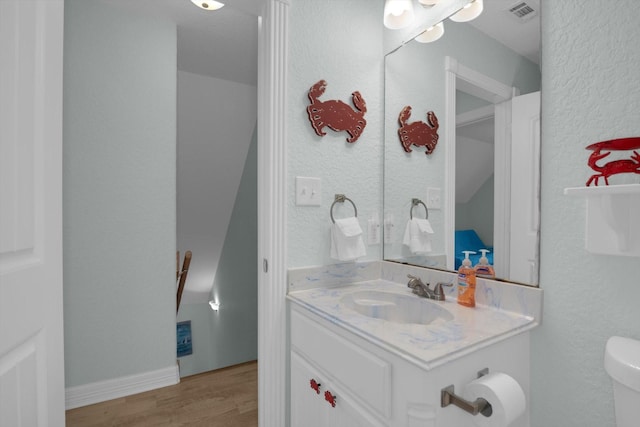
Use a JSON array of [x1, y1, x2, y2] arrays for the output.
[[384, 3, 541, 285]]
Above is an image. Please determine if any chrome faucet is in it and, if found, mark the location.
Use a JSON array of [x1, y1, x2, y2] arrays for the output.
[[407, 274, 451, 301]]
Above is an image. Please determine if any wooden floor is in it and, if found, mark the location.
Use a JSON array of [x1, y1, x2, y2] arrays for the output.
[[66, 361, 258, 427]]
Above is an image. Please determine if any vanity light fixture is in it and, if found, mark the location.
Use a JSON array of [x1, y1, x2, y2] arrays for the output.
[[190, 0, 224, 11], [412, 0, 483, 44], [415, 22, 444, 43], [209, 300, 220, 311], [449, 0, 483, 22], [383, 0, 415, 30]]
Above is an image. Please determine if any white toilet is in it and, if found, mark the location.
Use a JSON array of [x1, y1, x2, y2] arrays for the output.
[[605, 336, 640, 427]]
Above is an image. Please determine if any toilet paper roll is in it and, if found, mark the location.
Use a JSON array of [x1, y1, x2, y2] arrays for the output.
[[462, 372, 526, 427]]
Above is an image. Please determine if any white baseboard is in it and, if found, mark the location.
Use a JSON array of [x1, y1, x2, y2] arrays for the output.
[[65, 364, 180, 410]]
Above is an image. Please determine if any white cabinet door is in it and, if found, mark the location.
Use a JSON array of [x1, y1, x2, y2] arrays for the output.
[[291, 352, 384, 427], [291, 352, 325, 426], [0, 1, 65, 426]]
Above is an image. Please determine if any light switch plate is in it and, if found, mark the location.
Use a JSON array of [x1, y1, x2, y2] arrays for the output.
[[296, 176, 321, 206], [427, 187, 441, 210]]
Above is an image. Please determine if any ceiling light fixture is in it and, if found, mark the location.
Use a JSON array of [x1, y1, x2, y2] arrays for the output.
[[418, 0, 440, 5], [449, 0, 483, 22], [383, 0, 415, 30], [190, 0, 225, 11], [415, 22, 445, 43]]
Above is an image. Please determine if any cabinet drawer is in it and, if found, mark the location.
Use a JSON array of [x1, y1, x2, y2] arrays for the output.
[[291, 308, 391, 418], [291, 351, 387, 427]]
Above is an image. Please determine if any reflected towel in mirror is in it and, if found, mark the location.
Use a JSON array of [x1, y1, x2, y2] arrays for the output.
[[403, 218, 433, 254], [330, 217, 366, 261]]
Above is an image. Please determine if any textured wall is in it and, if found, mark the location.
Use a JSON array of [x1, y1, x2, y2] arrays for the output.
[[532, 1, 640, 426], [287, 0, 384, 267], [63, 0, 177, 387]]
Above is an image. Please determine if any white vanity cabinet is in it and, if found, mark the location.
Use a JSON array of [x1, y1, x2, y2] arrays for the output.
[[289, 301, 532, 427]]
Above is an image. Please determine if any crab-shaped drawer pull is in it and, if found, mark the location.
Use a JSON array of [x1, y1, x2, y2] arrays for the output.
[[309, 378, 321, 394]]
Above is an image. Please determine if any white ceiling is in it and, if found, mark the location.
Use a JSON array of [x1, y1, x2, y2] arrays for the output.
[[467, 0, 541, 65]]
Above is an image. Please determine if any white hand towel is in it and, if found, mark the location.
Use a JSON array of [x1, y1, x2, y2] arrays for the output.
[[330, 217, 366, 261], [414, 218, 434, 234], [402, 218, 433, 254], [334, 216, 363, 237]]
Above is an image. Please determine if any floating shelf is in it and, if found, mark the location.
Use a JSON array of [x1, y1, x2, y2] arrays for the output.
[[564, 184, 640, 256]]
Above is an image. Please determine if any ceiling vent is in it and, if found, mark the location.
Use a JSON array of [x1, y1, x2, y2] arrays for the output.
[[506, 1, 538, 22]]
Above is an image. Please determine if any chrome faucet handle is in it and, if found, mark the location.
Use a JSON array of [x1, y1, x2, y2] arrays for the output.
[[407, 275, 436, 299], [407, 274, 425, 289], [433, 282, 453, 298]]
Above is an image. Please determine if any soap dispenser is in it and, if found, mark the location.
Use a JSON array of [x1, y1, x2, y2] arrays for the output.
[[474, 249, 495, 278], [457, 251, 476, 308]]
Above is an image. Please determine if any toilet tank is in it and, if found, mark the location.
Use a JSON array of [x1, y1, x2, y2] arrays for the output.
[[605, 336, 640, 427]]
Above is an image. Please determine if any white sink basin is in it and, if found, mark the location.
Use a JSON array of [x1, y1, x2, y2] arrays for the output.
[[340, 290, 454, 325]]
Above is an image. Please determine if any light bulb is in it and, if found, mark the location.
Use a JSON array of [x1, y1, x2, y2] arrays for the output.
[[415, 22, 444, 43], [450, 0, 483, 22], [209, 300, 220, 311], [384, 0, 415, 29], [190, 0, 225, 11]]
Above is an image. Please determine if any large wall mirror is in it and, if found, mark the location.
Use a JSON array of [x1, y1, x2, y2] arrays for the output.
[[383, 1, 541, 286]]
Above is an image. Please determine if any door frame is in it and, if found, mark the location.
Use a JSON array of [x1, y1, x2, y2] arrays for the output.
[[444, 56, 515, 275], [257, 0, 289, 425]]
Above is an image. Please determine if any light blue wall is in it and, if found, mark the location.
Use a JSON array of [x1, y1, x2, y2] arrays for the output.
[[287, 0, 384, 268], [456, 174, 494, 246], [210, 129, 258, 367], [176, 70, 257, 303], [63, 0, 177, 387], [176, 303, 214, 377], [177, 130, 258, 377], [532, 1, 640, 426]]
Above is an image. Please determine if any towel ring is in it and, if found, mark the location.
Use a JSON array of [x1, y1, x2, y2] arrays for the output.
[[410, 198, 428, 220], [330, 194, 358, 223]]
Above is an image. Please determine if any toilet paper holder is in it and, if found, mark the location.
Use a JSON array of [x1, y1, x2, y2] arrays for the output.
[[441, 368, 493, 417]]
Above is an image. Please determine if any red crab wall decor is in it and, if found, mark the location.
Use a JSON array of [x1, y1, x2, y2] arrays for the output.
[[585, 137, 640, 186], [306, 80, 367, 143], [397, 106, 439, 155]]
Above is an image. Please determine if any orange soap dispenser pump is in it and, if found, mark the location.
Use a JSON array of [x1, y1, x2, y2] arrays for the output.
[[474, 249, 495, 279], [457, 251, 476, 307]]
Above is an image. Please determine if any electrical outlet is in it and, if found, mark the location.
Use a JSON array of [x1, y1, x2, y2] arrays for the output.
[[427, 187, 441, 210], [296, 176, 321, 206]]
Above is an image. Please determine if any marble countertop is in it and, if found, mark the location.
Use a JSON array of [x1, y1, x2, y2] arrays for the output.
[[288, 276, 539, 371]]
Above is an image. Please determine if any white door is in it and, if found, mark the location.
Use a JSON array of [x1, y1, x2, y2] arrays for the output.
[[509, 91, 541, 284], [0, 1, 65, 426]]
